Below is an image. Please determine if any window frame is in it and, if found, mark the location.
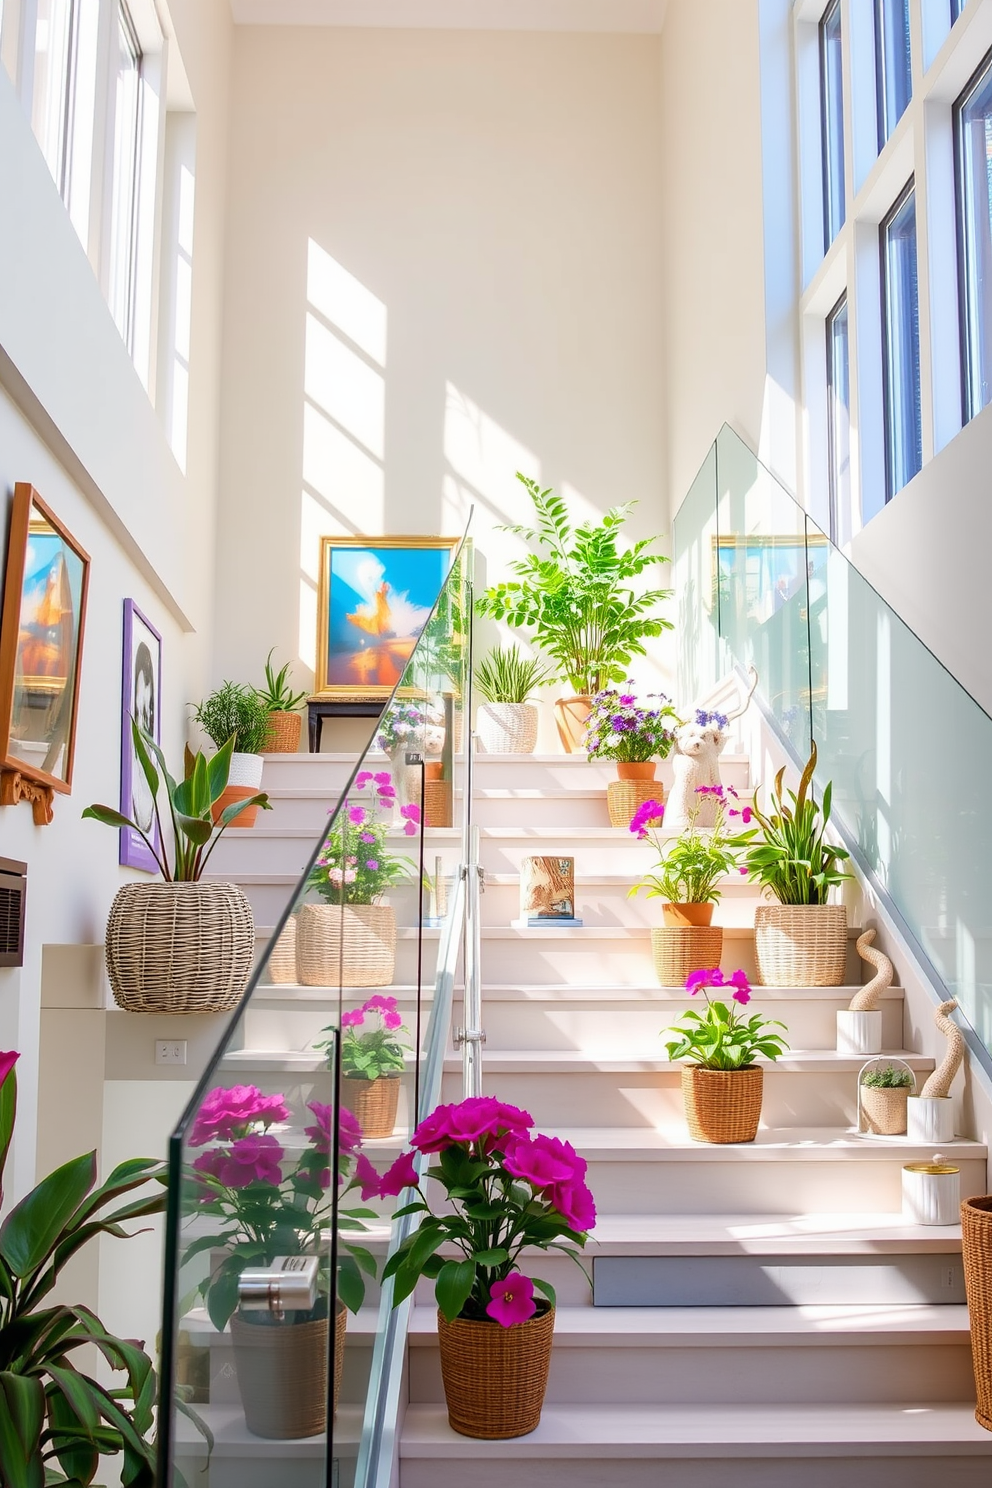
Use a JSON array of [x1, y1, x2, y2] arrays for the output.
[[107, 0, 143, 350], [819, 0, 845, 251], [874, 0, 913, 149], [825, 291, 851, 543], [879, 179, 922, 502], [953, 43, 992, 426]]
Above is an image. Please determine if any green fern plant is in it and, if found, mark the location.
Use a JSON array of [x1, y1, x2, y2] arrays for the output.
[[861, 1065, 913, 1089], [476, 475, 672, 695], [193, 682, 271, 754], [475, 647, 554, 704]]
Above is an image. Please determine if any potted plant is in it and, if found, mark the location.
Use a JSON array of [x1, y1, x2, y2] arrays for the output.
[[585, 684, 680, 825], [83, 725, 269, 1012], [664, 968, 789, 1142], [298, 771, 419, 987], [193, 681, 272, 827], [368, 1095, 594, 1439], [256, 649, 308, 754], [376, 699, 446, 813], [187, 1083, 375, 1439], [0, 1051, 171, 1485], [961, 1195, 992, 1429], [729, 742, 852, 987], [314, 994, 410, 1138], [858, 1062, 915, 1135], [628, 788, 742, 983], [476, 475, 672, 752], [475, 646, 553, 755]]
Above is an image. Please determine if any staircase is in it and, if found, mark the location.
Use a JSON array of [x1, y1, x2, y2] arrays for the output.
[[203, 745, 992, 1488]]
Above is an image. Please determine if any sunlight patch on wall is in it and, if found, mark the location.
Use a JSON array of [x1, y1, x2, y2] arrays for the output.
[[307, 240, 386, 366]]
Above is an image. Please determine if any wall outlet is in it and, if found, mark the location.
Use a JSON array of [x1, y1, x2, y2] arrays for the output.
[[155, 1039, 187, 1066]]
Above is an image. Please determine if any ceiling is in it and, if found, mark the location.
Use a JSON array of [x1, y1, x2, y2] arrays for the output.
[[228, 0, 669, 32]]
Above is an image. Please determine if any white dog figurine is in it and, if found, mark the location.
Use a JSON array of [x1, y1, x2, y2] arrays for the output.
[[664, 670, 758, 832]]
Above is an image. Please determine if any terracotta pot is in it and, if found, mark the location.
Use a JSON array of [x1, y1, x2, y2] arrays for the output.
[[437, 1304, 554, 1439], [553, 696, 593, 753], [425, 760, 444, 782], [616, 761, 656, 781], [662, 902, 715, 928], [961, 1196, 992, 1430], [262, 710, 302, 753], [212, 784, 259, 828], [341, 1073, 402, 1138], [681, 1065, 763, 1143], [230, 1303, 346, 1440]]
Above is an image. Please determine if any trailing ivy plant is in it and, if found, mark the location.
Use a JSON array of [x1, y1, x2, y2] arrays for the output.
[[476, 475, 672, 695]]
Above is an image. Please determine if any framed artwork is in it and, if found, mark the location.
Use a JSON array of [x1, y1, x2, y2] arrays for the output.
[[712, 534, 829, 623], [120, 600, 162, 871], [314, 535, 460, 698], [0, 483, 90, 793]]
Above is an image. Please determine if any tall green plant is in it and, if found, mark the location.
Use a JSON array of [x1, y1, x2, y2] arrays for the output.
[[475, 647, 553, 704], [729, 743, 851, 905], [0, 1052, 168, 1488], [476, 475, 672, 695], [193, 682, 270, 754]]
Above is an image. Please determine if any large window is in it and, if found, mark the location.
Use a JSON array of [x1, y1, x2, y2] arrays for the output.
[[951, 0, 965, 22], [955, 49, 992, 423], [31, 0, 77, 195], [875, 0, 912, 147], [820, 0, 845, 249], [881, 184, 922, 500], [826, 294, 851, 542], [108, 2, 141, 345]]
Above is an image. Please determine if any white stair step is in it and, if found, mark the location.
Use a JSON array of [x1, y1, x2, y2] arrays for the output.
[[470, 752, 751, 791], [586, 1212, 963, 1254]]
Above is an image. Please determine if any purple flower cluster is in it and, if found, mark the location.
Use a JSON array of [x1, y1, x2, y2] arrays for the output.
[[695, 709, 729, 730], [584, 684, 679, 764]]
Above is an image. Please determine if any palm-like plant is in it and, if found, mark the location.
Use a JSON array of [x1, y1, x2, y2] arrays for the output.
[[476, 475, 672, 695], [730, 742, 851, 905]]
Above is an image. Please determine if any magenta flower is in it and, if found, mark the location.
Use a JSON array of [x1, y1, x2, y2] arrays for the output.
[[410, 1104, 454, 1152], [354, 1152, 384, 1201], [194, 1133, 285, 1189], [740, 806, 753, 824], [685, 968, 722, 997], [729, 969, 752, 1005], [486, 1272, 536, 1328], [628, 800, 665, 839], [364, 859, 379, 872], [374, 771, 392, 786], [504, 1135, 579, 1189], [378, 1150, 419, 1196], [349, 806, 367, 825], [304, 1100, 363, 1155], [383, 1011, 403, 1030], [355, 771, 373, 787], [341, 1008, 365, 1027], [400, 803, 421, 836], [739, 866, 749, 875], [361, 831, 376, 844], [548, 1178, 597, 1232], [189, 1085, 290, 1146], [0, 1050, 18, 1089], [367, 994, 397, 1011]]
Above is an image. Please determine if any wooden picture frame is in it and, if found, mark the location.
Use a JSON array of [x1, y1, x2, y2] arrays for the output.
[[119, 599, 162, 871], [314, 534, 460, 700], [0, 484, 90, 795]]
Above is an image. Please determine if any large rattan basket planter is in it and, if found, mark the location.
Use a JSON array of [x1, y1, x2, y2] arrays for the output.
[[859, 1085, 909, 1135], [262, 710, 302, 753], [478, 703, 539, 755], [437, 1305, 555, 1439], [681, 1065, 763, 1143], [296, 903, 396, 988], [230, 1303, 346, 1440], [607, 779, 663, 829], [341, 1074, 401, 1138], [961, 1196, 992, 1430], [105, 882, 254, 1014], [268, 916, 298, 985], [753, 904, 847, 987], [651, 926, 723, 986]]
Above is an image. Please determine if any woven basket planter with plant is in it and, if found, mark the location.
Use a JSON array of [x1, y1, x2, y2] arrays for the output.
[[268, 914, 298, 984], [584, 685, 679, 821], [256, 648, 308, 753], [230, 1306, 346, 1439], [754, 904, 848, 987], [962, 1195, 992, 1430], [858, 1061, 915, 1135], [315, 993, 410, 1138], [665, 967, 789, 1145], [297, 903, 397, 988], [475, 647, 552, 755], [651, 926, 724, 986], [83, 726, 269, 1015]]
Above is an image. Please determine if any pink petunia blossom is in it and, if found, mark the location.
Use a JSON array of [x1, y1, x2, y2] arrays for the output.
[[361, 832, 376, 844], [378, 1150, 419, 1196], [355, 771, 373, 787], [400, 803, 421, 836], [374, 772, 392, 787], [189, 1085, 290, 1146], [548, 1178, 597, 1232], [383, 1011, 403, 1030], [341, 1008, 365, 1027], [486, 1272, 536, 1327], [349, 806, 367, 825], [354, 1152, 384, 1201], [503, 1134, 579, 1189]]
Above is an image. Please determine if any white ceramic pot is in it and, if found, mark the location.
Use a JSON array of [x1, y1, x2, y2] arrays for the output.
[[228, 751, 265, 789], [906, 1096, 955, 1144], [836, 1010, 883, 1055], [902, 1160, 960, 1226], [477, 702, 539, 755]]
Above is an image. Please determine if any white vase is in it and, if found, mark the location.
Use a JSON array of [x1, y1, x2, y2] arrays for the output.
[[836, 1010, 882, 1055], [906, 1096, 955, 1144], [902, 1160, 960, 1226], [229, 752, 265, 789]]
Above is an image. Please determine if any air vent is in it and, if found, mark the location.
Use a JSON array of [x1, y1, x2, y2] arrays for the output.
[[0, 859, 27, 968]]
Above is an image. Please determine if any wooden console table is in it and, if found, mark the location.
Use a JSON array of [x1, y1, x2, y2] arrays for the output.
[[306, 696, 385, 753]]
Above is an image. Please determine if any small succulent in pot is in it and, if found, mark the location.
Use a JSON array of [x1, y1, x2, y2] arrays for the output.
[[256, 649, 308, 713], [861, 1064, 914, 1090]]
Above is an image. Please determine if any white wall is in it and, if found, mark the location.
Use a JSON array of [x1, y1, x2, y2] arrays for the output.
[[212, 25, 672, 728]]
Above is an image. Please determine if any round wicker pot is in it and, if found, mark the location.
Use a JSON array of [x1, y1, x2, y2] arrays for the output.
[[437, 1305, 555, 1439], [554, 696, 593, 753], [231, 1304, 346, 1440], [606, 779, 663, 829], [859, 1084, 909, 1135], [341, 1073, 402, 1138], [616, 761, 656, 781], [425, 779, 453, 828], [105, 881, 254, 1014], [262, 711, 302, 753], [651, 925, 723, 986], [268, 916, 297, 985], [662, 902, 714, 928], [296, 903, 396, 988], [961, 1196, 992, 1430], [753, 904, 847, 987], [478, 702, 539, 755], [681, 1065, 763, 1143]]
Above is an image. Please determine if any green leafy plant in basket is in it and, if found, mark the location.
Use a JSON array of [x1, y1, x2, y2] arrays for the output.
[[255, 649, 307, 712], [727, 742, 851, 904], [861, 1065, 914, 1089], [475, 647, 554, 704], [664, 969, 789, 1070], [476, 475, 672, 694]]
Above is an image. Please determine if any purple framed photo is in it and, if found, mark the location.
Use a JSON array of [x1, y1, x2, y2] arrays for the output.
[[120, 600, 162, 871]]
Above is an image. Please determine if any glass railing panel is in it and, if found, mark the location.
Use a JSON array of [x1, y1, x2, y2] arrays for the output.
[[672, 439, 721, 705]]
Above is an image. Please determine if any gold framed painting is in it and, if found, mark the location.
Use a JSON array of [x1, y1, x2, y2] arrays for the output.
[[0, 484, 90, 792], [314, 534, 460, 699]]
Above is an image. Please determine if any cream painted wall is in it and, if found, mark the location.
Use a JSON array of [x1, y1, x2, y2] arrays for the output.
[[212, 25, 671, 731]]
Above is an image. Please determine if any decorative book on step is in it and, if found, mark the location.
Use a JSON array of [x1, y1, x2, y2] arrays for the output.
[[519, 857, 579, 926]]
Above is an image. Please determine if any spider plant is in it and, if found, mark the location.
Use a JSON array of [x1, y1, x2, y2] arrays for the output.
[[475, 647, 554, 704], [729, 742, 851, 905]]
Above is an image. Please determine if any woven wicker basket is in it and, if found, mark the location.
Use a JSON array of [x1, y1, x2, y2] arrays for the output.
[[262, 710, 302, 753], [859, 1084, 909, 1135], [425, 780, 452, 828], [230, 1303, 346, 1440], [753, 904, 847, 987], [341, 1074, 401, 1138], [651, 926, 723, 986], [681, 1065, 763, 1143], [105, 882, 254, 1014], [478, 703, 539, 755], [607, 779, 663, 829], [296, 903, 396, 988], [437, 1304, 554, 1439], [961, 1196, 992, 1430], [268, 917, 297, 985]]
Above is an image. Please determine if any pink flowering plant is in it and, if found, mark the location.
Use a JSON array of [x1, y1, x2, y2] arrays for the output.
[[583, 684, 680, 763], [628, 785, 746, 905], [664, 969, 789, 1070], [307, 772, 420, 906], [367, 1096, 595, 1326], [314, 994, 411, 1082], [184, 1084, 377, 1329]]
